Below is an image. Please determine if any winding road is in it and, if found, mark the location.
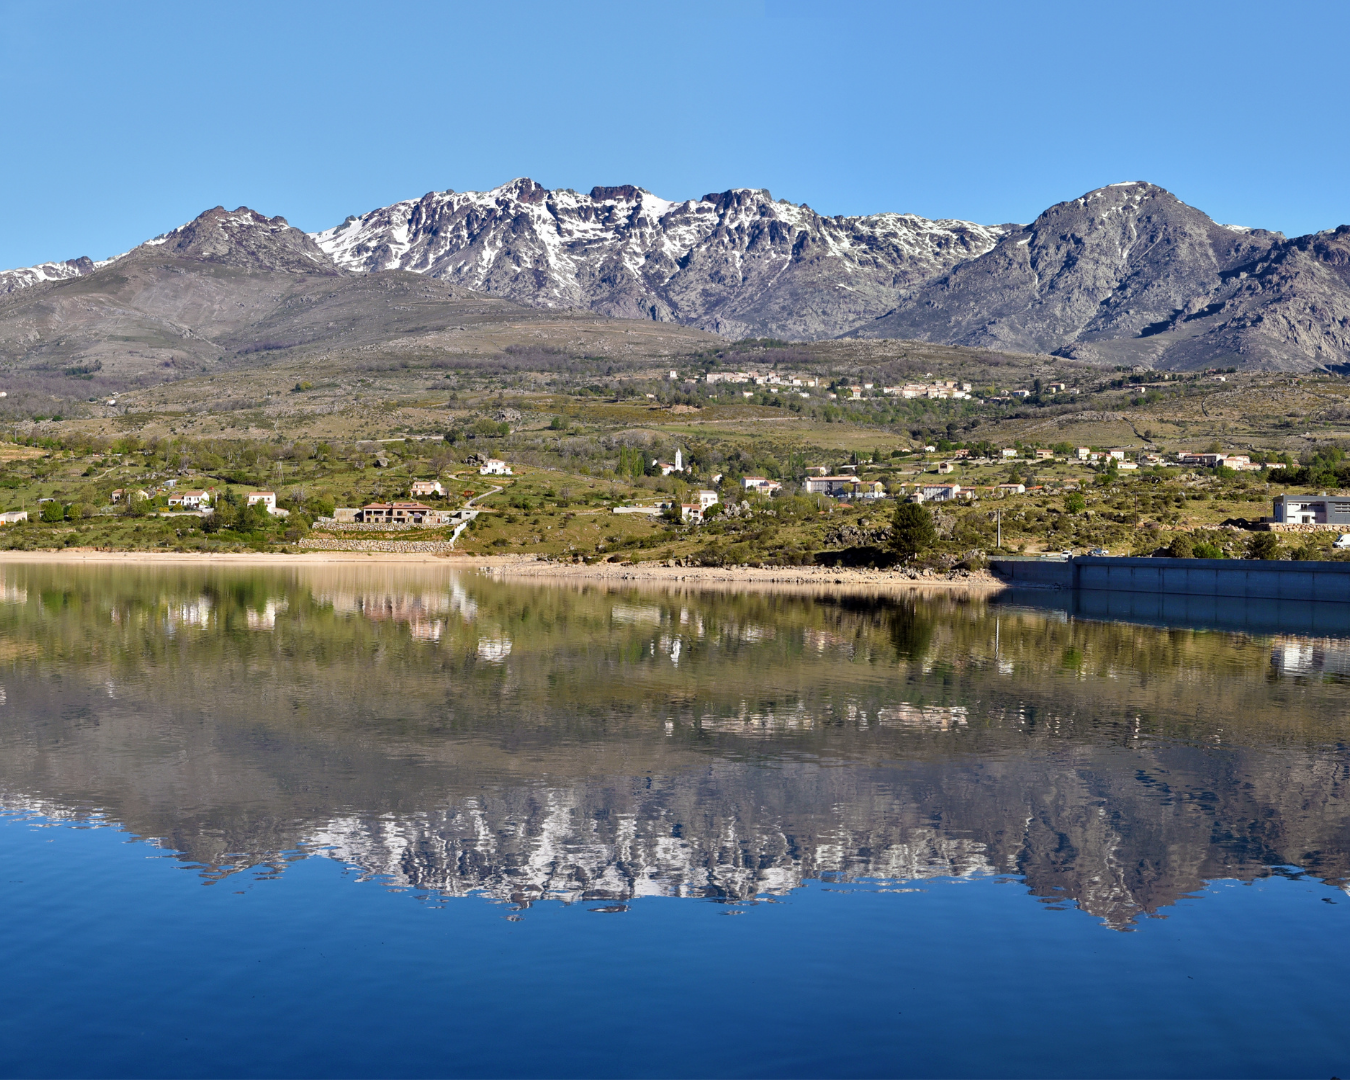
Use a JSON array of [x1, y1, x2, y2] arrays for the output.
[[448, 482, 502, 549]]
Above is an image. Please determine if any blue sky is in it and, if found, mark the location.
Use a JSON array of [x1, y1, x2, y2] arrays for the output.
[[1, 0, 1346, 270]]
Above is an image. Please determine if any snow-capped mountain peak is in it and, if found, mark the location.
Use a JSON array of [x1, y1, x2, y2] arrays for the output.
[[310, 179, 1007, 338]]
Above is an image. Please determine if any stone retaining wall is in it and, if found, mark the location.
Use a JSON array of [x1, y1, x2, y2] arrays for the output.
[[1261, 523, 1350, 534], [299, 538, 456, 554]]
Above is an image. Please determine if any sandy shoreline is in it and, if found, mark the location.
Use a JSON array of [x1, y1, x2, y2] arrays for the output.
[[0, 549, 1006, 591]]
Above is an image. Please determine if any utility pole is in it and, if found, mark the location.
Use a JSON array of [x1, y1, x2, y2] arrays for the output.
[[996, 508, 1002, 550]]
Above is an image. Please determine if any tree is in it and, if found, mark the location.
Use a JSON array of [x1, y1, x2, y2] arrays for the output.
[[1064, 492, 1086, 514], [1247, 532, 1281, 560], [890, 502, 936, 561], [39, 501, 65, 523]]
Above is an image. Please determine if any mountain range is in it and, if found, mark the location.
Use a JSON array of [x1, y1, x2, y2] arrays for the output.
[[2, 179, 1347, 376]]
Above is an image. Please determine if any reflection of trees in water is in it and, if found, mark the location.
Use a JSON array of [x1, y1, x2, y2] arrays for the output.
[[0, 563, 1347, 929]]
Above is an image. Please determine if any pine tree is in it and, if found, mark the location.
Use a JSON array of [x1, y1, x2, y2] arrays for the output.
[[890, 502, 936, 561]]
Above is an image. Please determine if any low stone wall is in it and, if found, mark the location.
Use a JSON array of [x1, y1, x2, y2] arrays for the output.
[[299, 538, 456, 554], [1261, 523, 1350, 534]]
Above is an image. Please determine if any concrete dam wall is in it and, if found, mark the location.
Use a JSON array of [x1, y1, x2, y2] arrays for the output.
[[990, 556, 1350, 603]]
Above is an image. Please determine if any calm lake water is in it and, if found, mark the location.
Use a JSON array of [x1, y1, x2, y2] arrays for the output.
[[0, 562, 1347, 1079]]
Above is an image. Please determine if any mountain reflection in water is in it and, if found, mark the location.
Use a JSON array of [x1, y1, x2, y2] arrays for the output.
[[0, 563, 1347, 932]]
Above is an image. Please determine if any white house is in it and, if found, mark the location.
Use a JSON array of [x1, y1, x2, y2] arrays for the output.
[[0, 511, 27, 525], [693, 489, 720, 511], [168, 490, 210, 509], [1178, 452, 1257, 471], [679, 503, 704, 523], [742, 476, 781, 494], [410, 480, 445, 497], [479, 459, 512, 476], [247, 492, 289, 517], [1001, 448, 1017, 459], [920, 483, 962, 502]]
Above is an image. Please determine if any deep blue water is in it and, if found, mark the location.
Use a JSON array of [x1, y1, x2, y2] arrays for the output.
[[1, 818, 1347, 1079], [0, 563, 1348, 1077]]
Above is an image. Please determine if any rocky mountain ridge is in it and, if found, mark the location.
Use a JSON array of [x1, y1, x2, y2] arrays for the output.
[[3, 180, 1347, 370], [0, 255, 100, 295], [310, 177, 1007, 340]]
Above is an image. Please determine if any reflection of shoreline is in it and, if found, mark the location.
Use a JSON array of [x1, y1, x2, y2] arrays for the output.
[[0, 550, 1006, 595]]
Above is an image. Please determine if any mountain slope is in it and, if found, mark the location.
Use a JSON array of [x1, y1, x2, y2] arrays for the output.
[[855, 182, 1350, 371], [310, 178, 1007, 340], [0, 206, 715, 394]]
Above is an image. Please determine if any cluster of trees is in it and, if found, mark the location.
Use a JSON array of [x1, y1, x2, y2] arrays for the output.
[[1267, 446, 1349, 489]]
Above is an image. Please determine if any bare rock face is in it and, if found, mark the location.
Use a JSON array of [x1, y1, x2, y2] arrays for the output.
[[855, 183, 1350, 371], [310, 178, 1007, 340]]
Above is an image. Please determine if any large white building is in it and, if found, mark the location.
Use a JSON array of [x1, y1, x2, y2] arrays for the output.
[[1273, 493, 1350, 526]]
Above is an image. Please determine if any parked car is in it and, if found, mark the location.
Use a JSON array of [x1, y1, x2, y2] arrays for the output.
[[1088, 548, 1110, 557], [1334, 534, 1350, 550]]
